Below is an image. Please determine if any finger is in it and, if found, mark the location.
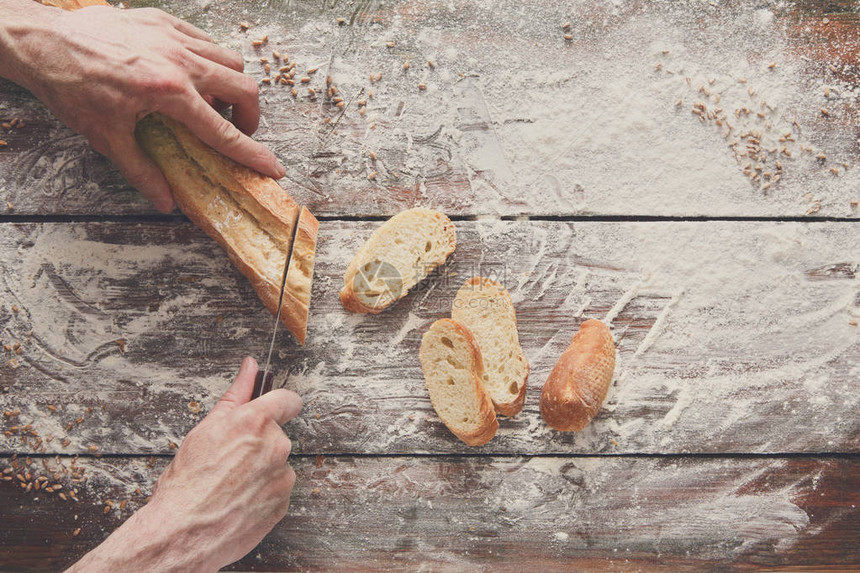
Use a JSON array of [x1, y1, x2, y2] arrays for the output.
[[193, 63, 260, 135], [248, 388, 303, 426], [159, 10, 212, 42], [108, 136, 175, 213], [210, 357, 257, 415], [164, 96, 285, 178], [185, 37, 244, 73]]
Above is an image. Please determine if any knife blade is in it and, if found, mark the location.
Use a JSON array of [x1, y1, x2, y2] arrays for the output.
[[252, 205, 304, 399]]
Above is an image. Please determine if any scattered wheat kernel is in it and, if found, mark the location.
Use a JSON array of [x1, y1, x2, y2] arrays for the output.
[[829, 64, 838, 73], [291, 88, 297, 97], [368, 171, 378, 180], [562, 21, 571, 30], [403, 60, 410, 70], [332, 97, 343, 104], [357, 99, 367, 106], [369, 151, 377, 160], [386, 41, 395, 48], [239, 21, 249, 31], [323, 117, 331, 124], [418, 83, 426, 90], [0, 140, 6, 147], [655, 63, 662, 71], [821, 108, 830, 117], [337, 17, 345, 25], [300, 77, 311, 83], [563, 34, 573, 41], [830, 167, 839, 175], [850, 319, 858, 326], [336, 101, 344, 108], [768, 62, 776, 69], [326, 75, 333, 86], [307, 67, 318, 74], [331, 86, 338, 95], [261, 78, 271, 85], [252, 40, 262, 47], [264, 63, 271, 74], [427, 60, 435, 68], [73, 528, 81, 537], [738, 77, 746, 83]]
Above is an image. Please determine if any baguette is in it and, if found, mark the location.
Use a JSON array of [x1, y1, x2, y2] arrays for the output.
[[451, 277, 529, 416], [135, 115, 318, 344], [340, 208, 455, 313], [419, 319, 498, 446], [539, 319, 616, 431], [49, 0, 319, 344]]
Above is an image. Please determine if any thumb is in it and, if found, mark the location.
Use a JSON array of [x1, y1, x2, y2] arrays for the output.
[[210, 357, 258, 415], [110, 135, 176, 213]]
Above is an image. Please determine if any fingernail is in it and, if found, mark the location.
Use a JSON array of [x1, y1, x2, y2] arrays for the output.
[[239, 356, 257, 376], [275, 162, 286, 179], [158, 199, 175, 214]]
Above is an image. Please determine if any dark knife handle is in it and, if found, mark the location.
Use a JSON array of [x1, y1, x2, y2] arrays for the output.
[[252, 370, 274, 400]]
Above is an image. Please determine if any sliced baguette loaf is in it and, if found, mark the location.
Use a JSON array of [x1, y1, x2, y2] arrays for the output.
[[419, 319, 498, 446], [340, 208, 455, 313], [53, 0, 319, 343], [451, 277, 529, 416], [540, 319, 616, 431], [135, 115, 318, 344]]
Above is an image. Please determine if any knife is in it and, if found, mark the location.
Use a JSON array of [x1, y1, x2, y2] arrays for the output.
[[252, 205, 304, 399]]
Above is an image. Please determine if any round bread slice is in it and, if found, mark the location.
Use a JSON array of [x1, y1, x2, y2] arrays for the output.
[[451, 277, 529, 417], [419, 319, 498, 446], [340, 208, 456, 313]]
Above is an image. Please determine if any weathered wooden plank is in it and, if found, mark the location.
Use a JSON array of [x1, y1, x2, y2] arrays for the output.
[[0, 454, 857, 571], [1, 0, 857, 217], [1, 220, 857, 455]]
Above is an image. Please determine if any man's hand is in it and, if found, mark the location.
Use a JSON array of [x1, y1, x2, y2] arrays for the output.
[[0, 1, 285, 213], [67, 357, 302, 572]]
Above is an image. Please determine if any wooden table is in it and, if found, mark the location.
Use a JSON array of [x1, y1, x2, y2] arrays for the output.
[[1, 0, 858, 570]]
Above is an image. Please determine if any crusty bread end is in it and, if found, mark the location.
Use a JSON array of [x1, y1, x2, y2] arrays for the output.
[[540, 319, 616, 431]]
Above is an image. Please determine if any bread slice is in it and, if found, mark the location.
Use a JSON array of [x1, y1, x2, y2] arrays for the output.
[[451, 277, 528, 416], [540, 319, 616, 431], [419, 319, 498, 446], [340, 208, 455, 313], [135, 115, 318, 344]]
